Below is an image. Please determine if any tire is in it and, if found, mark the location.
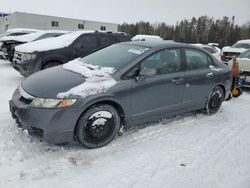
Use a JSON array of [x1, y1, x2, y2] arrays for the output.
[[42, 62, 61, 69], [204, 86, 225, 115], [76, 104, 120, 149], [231, 88, 243, 98]]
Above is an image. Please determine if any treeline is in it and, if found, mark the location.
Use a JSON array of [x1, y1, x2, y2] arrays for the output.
[[118, 16, 250, 47]]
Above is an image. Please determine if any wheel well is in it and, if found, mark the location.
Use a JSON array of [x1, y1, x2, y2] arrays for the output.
[[42, 60, 63, 69], [73, 100, 125, 137], [217, 84, 226, 97]]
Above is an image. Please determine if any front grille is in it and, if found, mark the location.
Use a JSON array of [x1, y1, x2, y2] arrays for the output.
[[241, 71, 250, 76], [223, 52, 241, 57], [14, 51, 22, 61]]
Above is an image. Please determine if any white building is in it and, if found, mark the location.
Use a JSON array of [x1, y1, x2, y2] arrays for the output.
[[0, 12, 118, 33]]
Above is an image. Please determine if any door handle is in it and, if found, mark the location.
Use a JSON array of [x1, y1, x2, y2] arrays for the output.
[[172, 77, 184, 85]]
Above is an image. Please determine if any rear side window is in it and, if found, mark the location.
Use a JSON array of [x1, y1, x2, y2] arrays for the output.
[[74, 35, 98, 50], [100, 36, 114, 48], [35, 33, 63, 41], [9, 32, 29, 36], [185, 49, 213, 71], [203, 47, 216, 54]]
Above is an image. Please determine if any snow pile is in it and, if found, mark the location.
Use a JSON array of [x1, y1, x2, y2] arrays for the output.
[[57, 59, 116, 98], [15, 30, 94, 53], [0, 30, 68, 43], [132, 34, 163, 42]]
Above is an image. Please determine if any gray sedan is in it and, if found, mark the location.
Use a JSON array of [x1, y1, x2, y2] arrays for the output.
[[10, 42, 232, 149]]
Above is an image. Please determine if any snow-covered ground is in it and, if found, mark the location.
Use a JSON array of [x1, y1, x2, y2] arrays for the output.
[[0, 59, 250, 188]]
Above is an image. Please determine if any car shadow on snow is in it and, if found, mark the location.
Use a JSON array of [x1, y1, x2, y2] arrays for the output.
[[243, 87, 250, 93]]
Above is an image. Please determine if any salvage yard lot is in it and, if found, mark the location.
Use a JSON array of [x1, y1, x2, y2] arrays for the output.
[[0, 60, 250, 188]]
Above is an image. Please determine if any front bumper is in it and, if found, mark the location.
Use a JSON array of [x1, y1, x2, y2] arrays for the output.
[[9, 88, 81, 144], [221, 52, 241, 62], [12, 58, 41, 77]]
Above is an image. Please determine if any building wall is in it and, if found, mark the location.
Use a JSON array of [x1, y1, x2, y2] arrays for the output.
[[1, 12, 118, 33]]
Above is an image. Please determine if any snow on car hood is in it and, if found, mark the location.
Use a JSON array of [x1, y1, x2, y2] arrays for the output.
[[222, 46, 248, 53], [15, 30, 94, 53], [57, 58, 117, 98], [22, 66, 85, 98]]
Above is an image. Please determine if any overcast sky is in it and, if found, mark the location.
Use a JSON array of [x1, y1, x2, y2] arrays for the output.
[[1, 0, 250, 25]]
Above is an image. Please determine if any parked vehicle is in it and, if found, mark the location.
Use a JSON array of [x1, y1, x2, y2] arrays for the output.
[[13, 31, 130, 77], [1, 30, 68, 61], [132, 34, 163, 42], [228, 50, 250, 87], [0, 28, 39, 59], [221, 39, 250, 61], [10, 41, 231, 148], [191, 43, 221, 60], [207, 43, 221, 53]]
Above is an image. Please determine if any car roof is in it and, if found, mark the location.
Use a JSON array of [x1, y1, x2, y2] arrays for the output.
[[118, 41, 199, 49], [236, 39, 250, 44]]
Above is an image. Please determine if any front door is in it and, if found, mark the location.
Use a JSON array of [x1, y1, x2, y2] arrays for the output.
[[130, 48, 185, 122]]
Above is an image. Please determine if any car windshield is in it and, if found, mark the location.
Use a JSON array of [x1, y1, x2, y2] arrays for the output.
[[232, 43, 250, 49], [80, 44, 150, 71], [238, 50, 250, 59]]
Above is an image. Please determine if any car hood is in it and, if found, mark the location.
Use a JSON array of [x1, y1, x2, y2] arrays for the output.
[[22, 65, 85, 98], [222, 46, 248, 53]]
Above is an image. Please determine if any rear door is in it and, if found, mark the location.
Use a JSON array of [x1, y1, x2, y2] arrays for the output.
[[183, 48, 215, 108]]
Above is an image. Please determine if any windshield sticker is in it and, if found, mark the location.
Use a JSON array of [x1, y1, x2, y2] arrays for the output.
[[128, 48, 149, 55]]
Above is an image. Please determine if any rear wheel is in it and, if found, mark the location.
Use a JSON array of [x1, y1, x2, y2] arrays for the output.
[[76, 104, 120, 149], [42, 61, 61, 69], [204, 86, 224, 115]]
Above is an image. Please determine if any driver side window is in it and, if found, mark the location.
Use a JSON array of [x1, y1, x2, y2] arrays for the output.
[[141, 48, 181, 75]]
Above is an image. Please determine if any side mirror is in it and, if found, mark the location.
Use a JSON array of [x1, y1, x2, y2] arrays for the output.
[[136, 68, 156, 80]]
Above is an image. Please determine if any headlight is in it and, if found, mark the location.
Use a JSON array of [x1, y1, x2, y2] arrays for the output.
[[30, 98, 77, 108], [22, 53, 37, 61]]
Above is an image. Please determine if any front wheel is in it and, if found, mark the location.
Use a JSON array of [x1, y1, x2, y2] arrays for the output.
[[76, 104, 120, 149], [204, 86, 224, 115]]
